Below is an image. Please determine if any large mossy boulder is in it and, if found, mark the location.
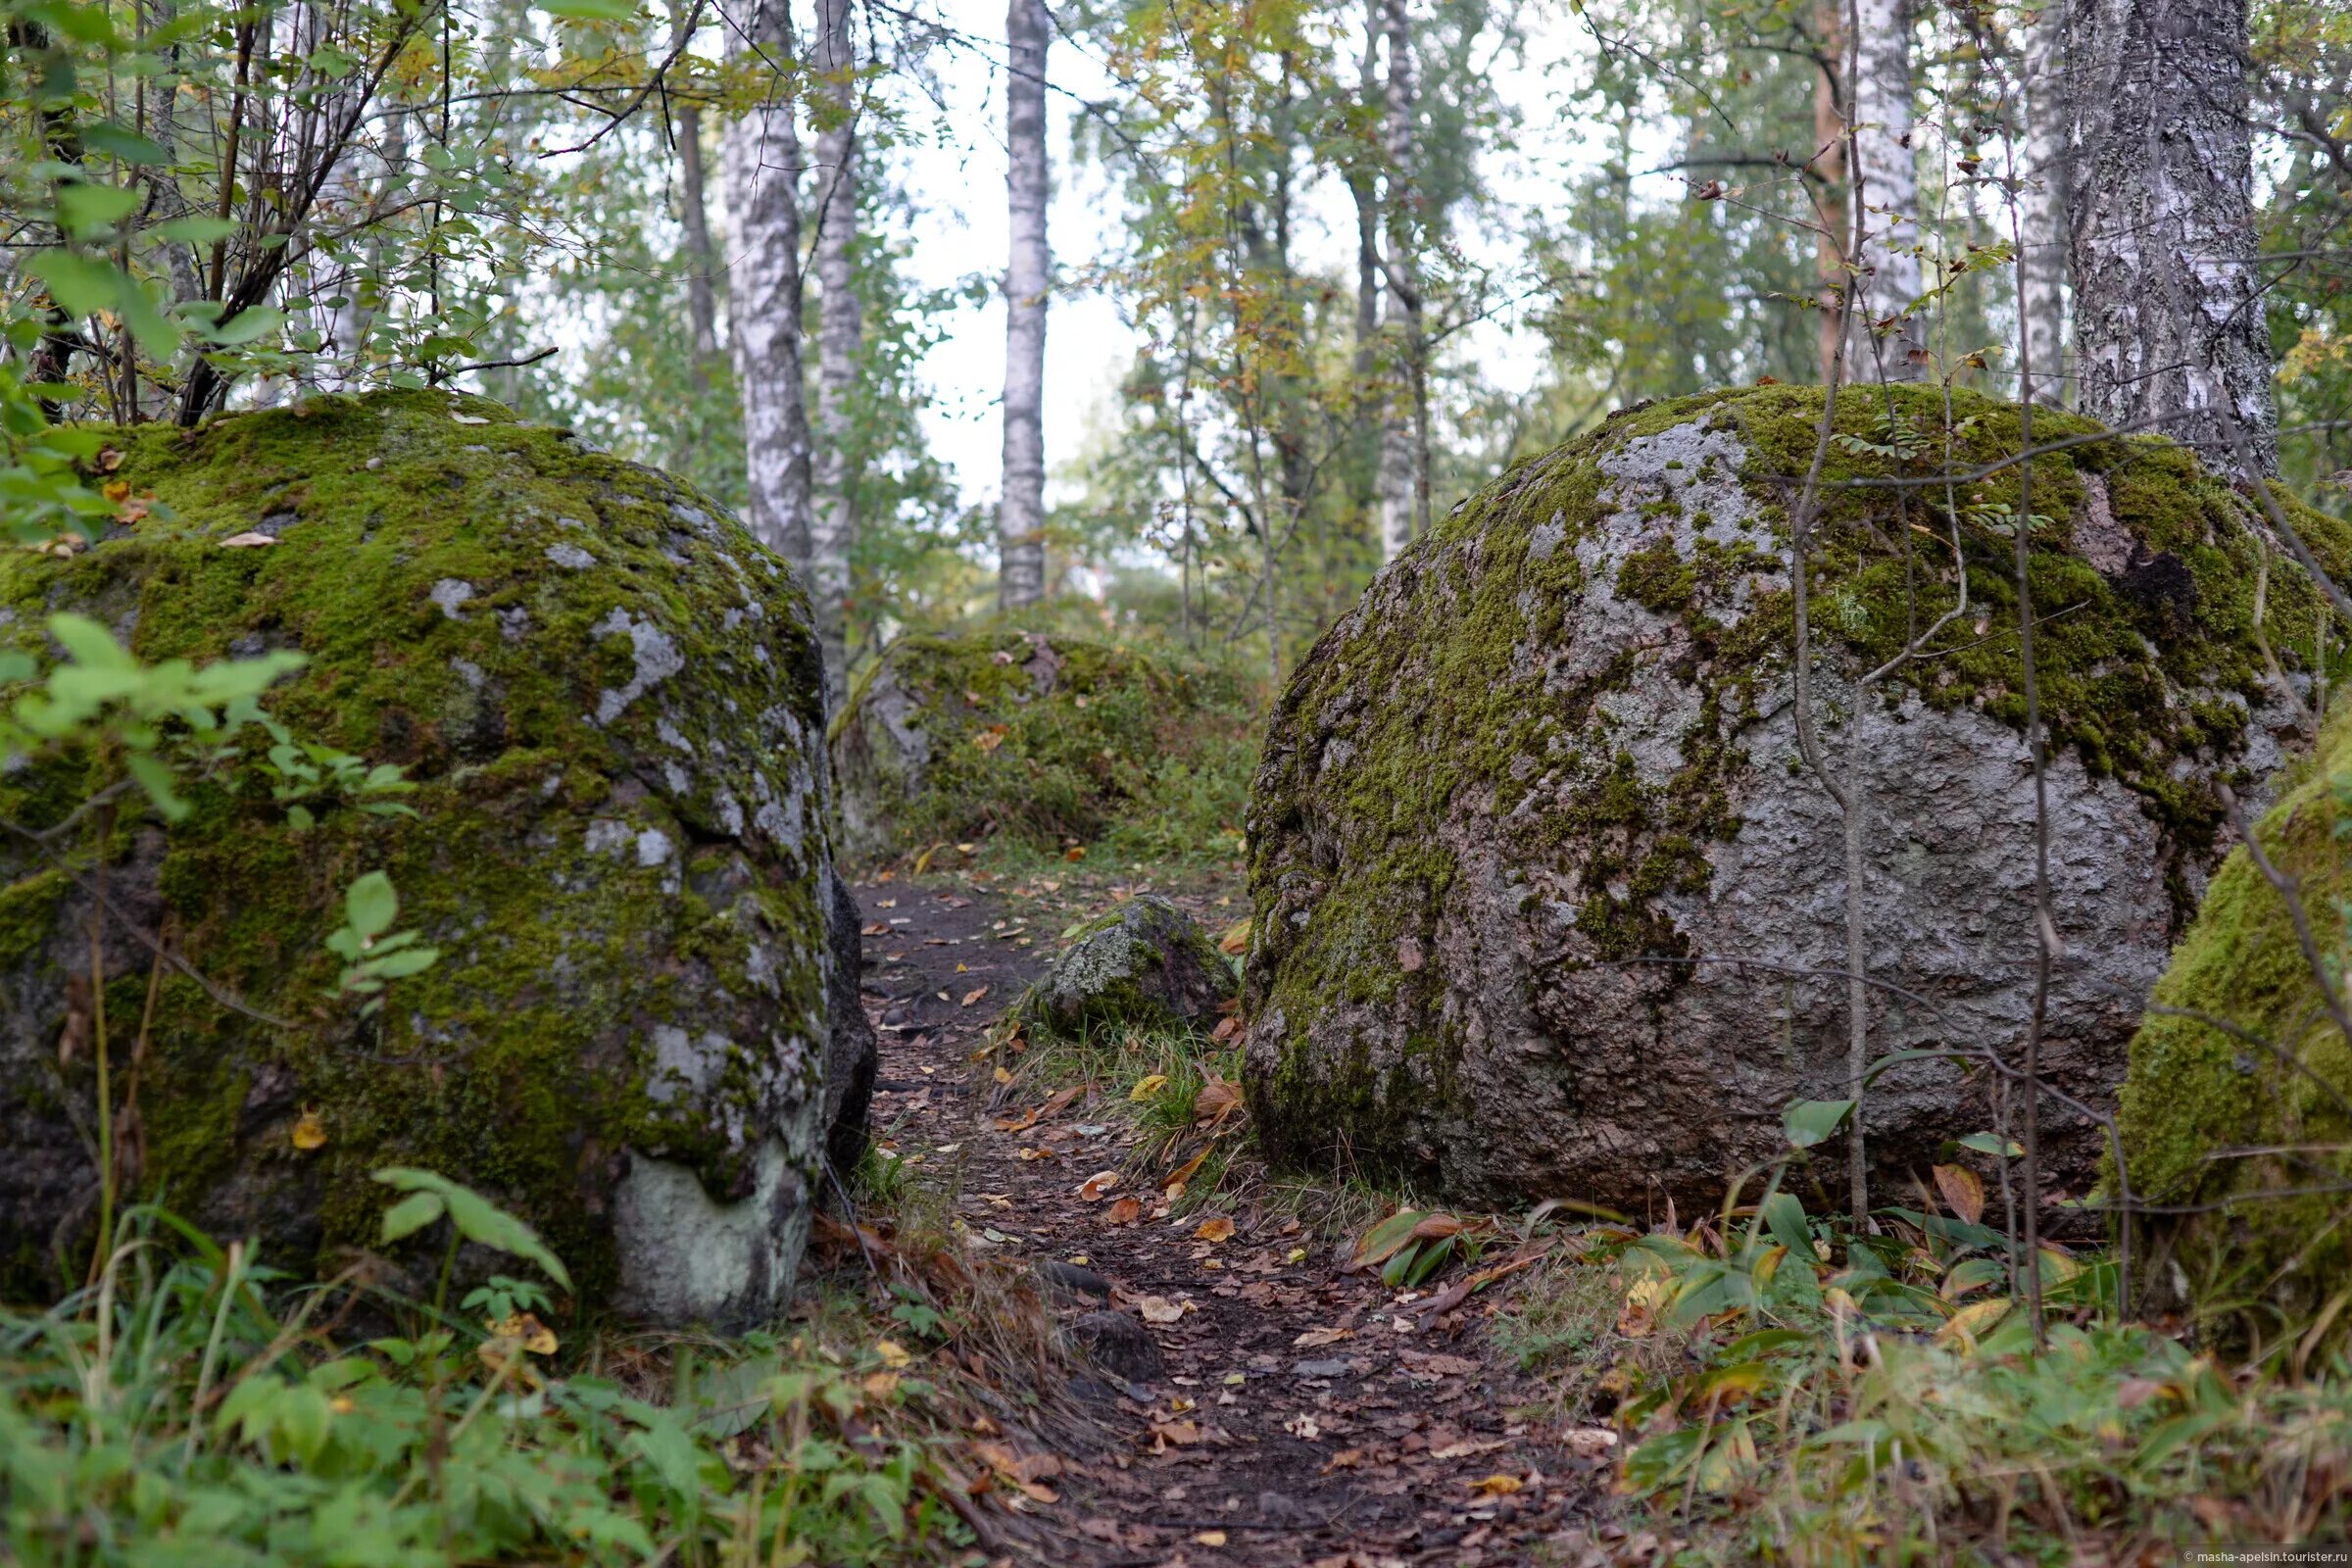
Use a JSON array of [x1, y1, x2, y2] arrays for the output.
[[0, 390, 873, 1325], [2120, 702, 2352, 1325], [1244, 384, 2351, 1212], [829, 625, 1251, 861]]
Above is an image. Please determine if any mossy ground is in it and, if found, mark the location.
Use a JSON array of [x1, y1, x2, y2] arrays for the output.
[[0, 390, 835, 1309], [1247, 383, 2352, 1185], [2119, 695, 2352, 1339], [831, 622, 1256, 866]]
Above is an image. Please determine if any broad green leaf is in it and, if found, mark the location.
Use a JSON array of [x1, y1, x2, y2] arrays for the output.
[[1783, 1098, 1853, 1149], [46, 612, 133, 670], [378, 1190, 444, 1245], [541, 0, 636, 18], [153, 214, 239, 244], [54, 180, 142, 234], [26, 248, 121, 315], [372, 1168, 571, 1290], [1958, 1131, 2025, 1158], [1760, 1191, 1812, 1258], [79, 121, 170, 165], [344, 871, 398, 941], [204, 306, 285, 347]]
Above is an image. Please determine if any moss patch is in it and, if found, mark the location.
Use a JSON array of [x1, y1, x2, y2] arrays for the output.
[[0, 389, 835, 1309], [2118, 697, 2352, 1334]]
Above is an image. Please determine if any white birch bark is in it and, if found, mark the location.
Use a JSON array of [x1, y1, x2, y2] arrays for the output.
[[2066, 0, 2277, 474], [721, 0, 814, 572], [1849, 0, 1925, 379], [2016, 0, 2068, 405], [1375, 0, 1419, 562], [809, 0, 858, 706], [998, 0, 1051, 610]]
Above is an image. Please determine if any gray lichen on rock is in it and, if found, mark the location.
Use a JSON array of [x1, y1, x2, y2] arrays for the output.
[[1243, 384, 2352, 1213], [1025, 896, 1234, 1035]]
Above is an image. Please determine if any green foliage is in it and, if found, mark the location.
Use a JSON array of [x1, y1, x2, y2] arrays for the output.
[[0, 1176, 962, 1566], [833, 624, 1255, 863], [1503, 1190, 2352, 1559]]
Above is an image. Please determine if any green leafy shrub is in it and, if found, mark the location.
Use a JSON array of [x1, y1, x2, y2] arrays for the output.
[[0, 1173, 969, 1566], [830, 623, 1255, 863]]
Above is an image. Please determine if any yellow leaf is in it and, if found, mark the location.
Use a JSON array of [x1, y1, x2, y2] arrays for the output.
[[1138, 1296, 1188, 1324], [491, 1312, 559, 1355], [218, 530, 277, 548], [291, 1108, 326, 1151], [1129, 1073, 1169, 1102], [1196, 1216, 1235, 1244], [1217, 916, 1251, 956], [1936, 1296, 2012, 1347], [1466, 1473, 1523, 1496], [1933, 1163, 1986, 1226], [874, 1339, 912, 1369], [1193, 1530, 1227, 1545]]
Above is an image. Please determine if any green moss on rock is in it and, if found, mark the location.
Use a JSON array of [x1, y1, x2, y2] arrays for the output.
[[1021, 895, 1235, 1036], [0, 390, 849, 1321], [2118, 698, 2352, 1334], [829, 624, 1253, 861], [1244, 384, 2352, 1207]]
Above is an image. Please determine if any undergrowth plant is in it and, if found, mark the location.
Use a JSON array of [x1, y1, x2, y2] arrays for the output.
[[0, 1173, 974, 1566], [1494, 1101, 2352, 1561]]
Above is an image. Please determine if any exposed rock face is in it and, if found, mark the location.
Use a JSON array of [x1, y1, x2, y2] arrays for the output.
[[2120, 700, 2352, 1329], [1245, 385, 2351, 1213], [1026, 896, 1234, 1035], [830, 625, 1250, 861], [0, 390, 866, 1324]]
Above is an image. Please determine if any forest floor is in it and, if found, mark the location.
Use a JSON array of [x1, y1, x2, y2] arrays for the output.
[[848, 867, 1619, 1568]]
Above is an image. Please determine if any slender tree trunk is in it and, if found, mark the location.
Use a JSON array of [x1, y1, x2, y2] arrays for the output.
[[2067, 0, 2276, 474], [673, 2, 719, 369], [1811, 0, 1847, 384], [809, 0, 858, 705], [1375, 0, 1419, 561], [999, 0, 1051, 611], [722, 0, 814, 573], [2016, 0, 2068, 405], [1850, 0, 1924, 378]]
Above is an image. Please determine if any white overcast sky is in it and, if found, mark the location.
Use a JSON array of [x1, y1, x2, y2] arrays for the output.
[[880, 0, 1601, 512]]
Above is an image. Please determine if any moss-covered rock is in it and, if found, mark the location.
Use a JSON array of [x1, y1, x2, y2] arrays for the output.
[[1023, 896, 1234, 1036], [829, 625, 1252, 861], [0, 389, 872, 1325], [2119, 700, 2352, 1330], [1244, 384, 2352, 1212]]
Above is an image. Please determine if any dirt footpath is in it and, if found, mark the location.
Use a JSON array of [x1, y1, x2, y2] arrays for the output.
[[852, 876, 1609, 1567]]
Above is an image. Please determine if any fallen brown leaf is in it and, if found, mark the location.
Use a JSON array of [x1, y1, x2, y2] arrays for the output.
[[1138, 1295, 1189, 1324], [1106, 1196, 1142, 1225], [1078, 1169, 1120, 1201], [1195, 1216, 1235, 1244], [959, 985, 990, 1008]]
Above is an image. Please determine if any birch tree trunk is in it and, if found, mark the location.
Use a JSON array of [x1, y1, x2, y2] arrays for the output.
[[721, 0, 814, 574], [1849, 0, 1924, 379], [998, 0, 1051, 611], [2016, 0, 2068, 405], [2067, 0, 2277, 474], [1375, 0, 1422, 562], [673, 0, 719, 369], [809, 0, 859, 705], [1810, 0, 1846, 384]]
